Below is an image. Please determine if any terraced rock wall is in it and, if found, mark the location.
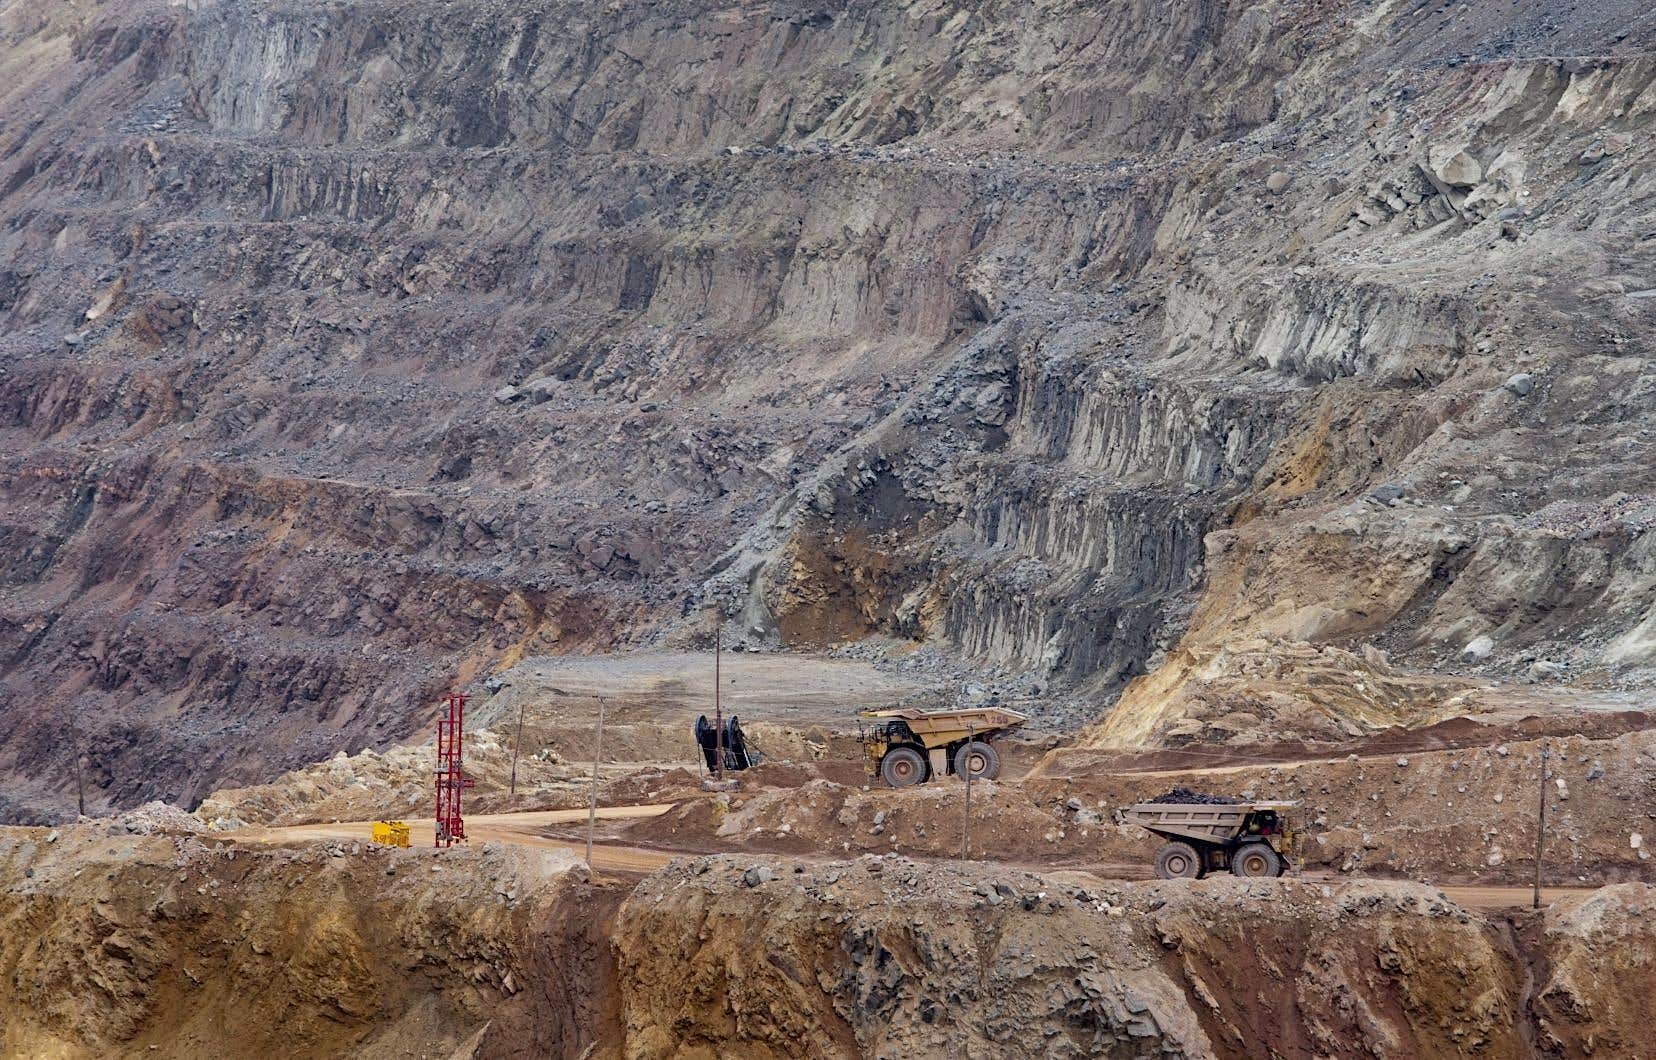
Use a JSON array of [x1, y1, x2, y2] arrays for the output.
[[2, 0, 1654, 819]]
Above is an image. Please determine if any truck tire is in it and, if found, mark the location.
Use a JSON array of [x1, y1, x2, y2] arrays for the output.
[[880, 746, 927, 787], [1154, 841, 1202, 879], [1230, 843, 1281, 878], [953, 740, 1000, 781]]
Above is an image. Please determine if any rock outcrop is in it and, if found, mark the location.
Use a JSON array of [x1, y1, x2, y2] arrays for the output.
[[617, 856, 1656, 1059], [4, 830, 1653, 1059]]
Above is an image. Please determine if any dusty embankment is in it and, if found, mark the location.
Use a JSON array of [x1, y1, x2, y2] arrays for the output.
[[0, 818, 623, 1059], [618, 857, 1656, 1060], [4, 825, 1653, 1060], [624, 728, 1656, 885]]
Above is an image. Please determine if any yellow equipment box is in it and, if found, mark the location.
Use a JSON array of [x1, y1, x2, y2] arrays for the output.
[[371, 821, 410, 848]]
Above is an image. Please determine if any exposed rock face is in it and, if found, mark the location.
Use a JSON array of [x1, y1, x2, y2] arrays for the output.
[[0, 827, 612, 1058], [616, 856, 1656, 1060], [3, 831, 1654, 1059], [1531, 884, 1656, 1058], [1, 0, 1654, 819]]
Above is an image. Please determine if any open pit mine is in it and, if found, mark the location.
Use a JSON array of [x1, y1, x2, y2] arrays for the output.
[[2, 0, 1654, 1056]]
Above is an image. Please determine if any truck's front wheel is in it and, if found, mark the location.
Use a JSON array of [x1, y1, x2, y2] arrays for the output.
[[1230, 843, 1281, 878], [879, 746, 927, 787]]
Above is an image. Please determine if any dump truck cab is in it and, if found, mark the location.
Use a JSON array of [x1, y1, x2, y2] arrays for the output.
[[1122, 798, 1302, 878], [859, 706, 1026, 787]]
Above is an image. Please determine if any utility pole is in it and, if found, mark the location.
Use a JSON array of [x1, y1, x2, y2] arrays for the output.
[[71, 707, 86, 818], [1533, 744, 1549, 909], [585, 694, 607, 869], [961, 721, 974, 860], [713, 624, 725, 782], [509, 698, 526, 798]]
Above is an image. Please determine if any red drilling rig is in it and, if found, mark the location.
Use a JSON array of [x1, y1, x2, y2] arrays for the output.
[[434, 691, 474, 847]]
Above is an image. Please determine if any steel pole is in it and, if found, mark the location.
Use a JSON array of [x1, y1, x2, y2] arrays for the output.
[[72, 707, 86, 818], [509, 699, 525, 798], [713, 625, 724, 781], [962, 721, 974, 860], [1533, 745, 1549, 909], [586, 695, 606, 869]]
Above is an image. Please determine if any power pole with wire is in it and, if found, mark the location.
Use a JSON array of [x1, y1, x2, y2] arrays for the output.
[[713, 624, 725, 782], [961, 721, 974, 860], [509, 698, 526, 798], [70, 707, 86, 818], [585, 694, 607, 869], [1533, 744, 1549, 909]]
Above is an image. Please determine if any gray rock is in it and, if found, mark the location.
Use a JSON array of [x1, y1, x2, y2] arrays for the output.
[[742, 865, 774, 887], [492, 384, 523, 405], [1529, 659, 1565, 680], [1586, 760, 1604, 781], [1427, 145, 1482, 188], [1125, 1014, 1161, 1038], [1502, 373, 1534, 397], [1462, 635, 1495, 661], [1265, 170, 1292, 194], [1370, 483, 1405, 505], [519, 375, 562, 404]]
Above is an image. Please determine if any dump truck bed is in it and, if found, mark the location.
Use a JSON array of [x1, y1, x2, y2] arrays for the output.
[[1122, 800, 1297, 844], [858, 705, 1027, 740]]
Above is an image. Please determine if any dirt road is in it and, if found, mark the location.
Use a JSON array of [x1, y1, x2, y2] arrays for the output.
[[248, 804, 1598, 910], [242, 805, 680, 874]]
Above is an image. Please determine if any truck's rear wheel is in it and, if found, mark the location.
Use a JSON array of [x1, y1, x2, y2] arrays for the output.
[[953, 740, 1000, 781], [1154, 841, 1202, 879], [879, 746, 927, 787], [1230, 843, 1281, 878]]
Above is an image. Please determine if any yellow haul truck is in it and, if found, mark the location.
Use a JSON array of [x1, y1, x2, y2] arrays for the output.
[[859, 706, 1027, 787], [1122, 799, 1302, 878]]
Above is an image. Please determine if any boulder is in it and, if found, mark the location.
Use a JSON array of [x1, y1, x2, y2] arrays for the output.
[[1427, 145, 1482, 188]]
